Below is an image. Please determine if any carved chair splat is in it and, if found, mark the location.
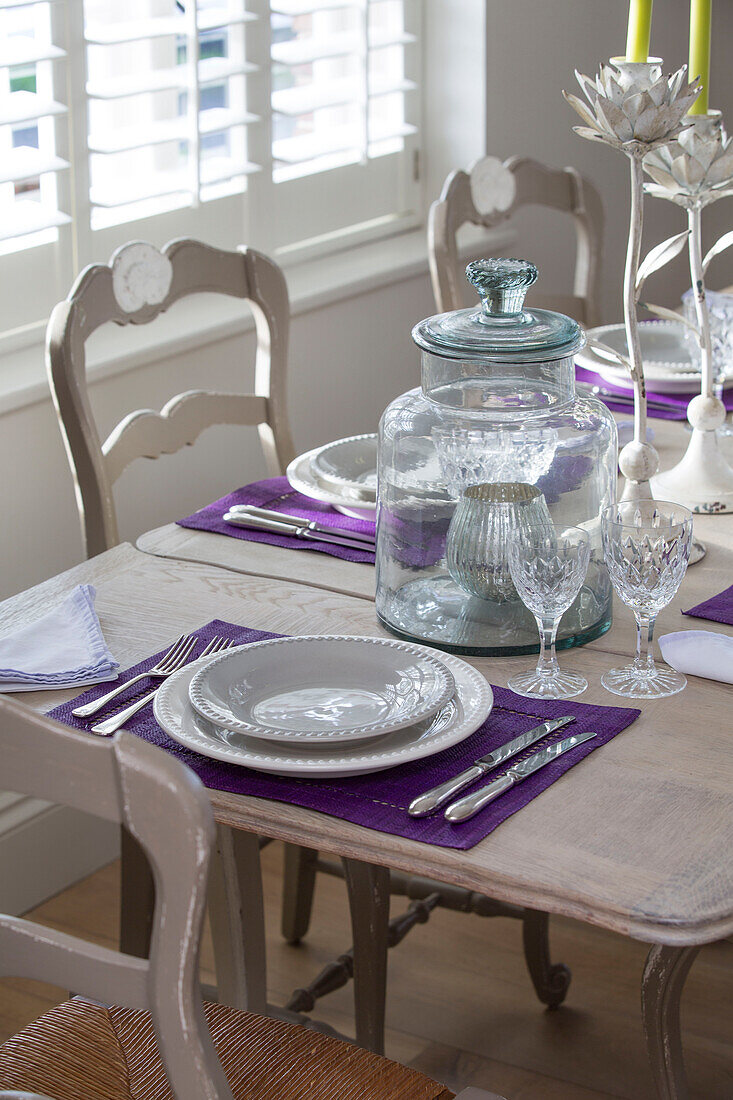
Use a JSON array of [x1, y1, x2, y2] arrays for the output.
[[428, 154, 604, 325]]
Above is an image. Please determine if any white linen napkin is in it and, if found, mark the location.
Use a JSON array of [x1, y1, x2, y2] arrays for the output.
[[0, 584, 119, 692], [658, 630, 733, 686]]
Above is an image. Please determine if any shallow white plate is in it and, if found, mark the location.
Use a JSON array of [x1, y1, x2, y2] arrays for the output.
[[286, 446, 377, 520], [188, 634, 455, 744], [577, 321, 733, 394], [155, 648, 493, 777], [311, 434, 378, 502]]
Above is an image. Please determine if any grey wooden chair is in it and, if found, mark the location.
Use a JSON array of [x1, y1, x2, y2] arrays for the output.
[[43, 237, 323, 1020], [429, 154, 604, 325], [0, 697, 505, 1100]]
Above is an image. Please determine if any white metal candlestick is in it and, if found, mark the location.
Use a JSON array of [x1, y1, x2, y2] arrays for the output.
[[564, 58, 702, 500], [644, 111, 733, 512]]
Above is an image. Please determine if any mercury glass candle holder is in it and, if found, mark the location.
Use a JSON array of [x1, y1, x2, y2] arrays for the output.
[[446, 482, 553, 603]]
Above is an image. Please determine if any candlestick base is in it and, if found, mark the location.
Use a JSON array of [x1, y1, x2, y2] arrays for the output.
[[650, 418, 733, 514]]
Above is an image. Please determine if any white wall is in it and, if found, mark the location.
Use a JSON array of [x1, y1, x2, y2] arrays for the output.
[[484, 0, 733, 320]]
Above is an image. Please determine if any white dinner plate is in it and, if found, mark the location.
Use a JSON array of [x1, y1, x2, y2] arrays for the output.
[[188, 634, 455, 744], [311, 434, 378, 502], [577, 321, 733, 394], [154, 648, 493, 777], [286, 446, 377, 520]]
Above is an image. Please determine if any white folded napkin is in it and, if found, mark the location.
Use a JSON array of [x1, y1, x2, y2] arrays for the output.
[[0, 584, 119, 692], [658, 630, 733, 686]]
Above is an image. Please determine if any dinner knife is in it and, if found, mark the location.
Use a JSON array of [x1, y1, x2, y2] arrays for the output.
[[226, 504, 376, 546], [444, 730, 597, 823], [223, 511, 375, 552], [407, 715, 576, 818]]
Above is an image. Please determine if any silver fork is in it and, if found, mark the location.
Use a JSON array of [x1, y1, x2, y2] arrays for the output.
[[72, 634, 197, 718], [90, 636, 234, 736]]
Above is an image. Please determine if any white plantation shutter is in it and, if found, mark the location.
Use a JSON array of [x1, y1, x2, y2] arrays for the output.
[[0, 0, 69, 250], [0, 0, 420, 334]]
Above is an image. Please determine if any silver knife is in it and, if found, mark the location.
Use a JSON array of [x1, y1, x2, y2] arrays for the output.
[[444, 730, 597, 823], [223, 512, 375, 552], [227, 504, 376, 546], [407, 716, 576, 818]]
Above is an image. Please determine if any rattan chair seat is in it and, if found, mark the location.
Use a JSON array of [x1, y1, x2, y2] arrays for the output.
[[0, 998, 454, 1100]]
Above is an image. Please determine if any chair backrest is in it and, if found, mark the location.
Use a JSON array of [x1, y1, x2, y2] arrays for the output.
[[0, 696, 235, 1100], [46, 239, 295, 559], [428, 154, 604, 325]]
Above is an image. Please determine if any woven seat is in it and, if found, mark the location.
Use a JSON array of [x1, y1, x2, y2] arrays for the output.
[[0, 999, 453, 1100]]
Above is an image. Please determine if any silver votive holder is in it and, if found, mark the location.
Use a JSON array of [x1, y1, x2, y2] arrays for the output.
[[446, 481, 553, 602]]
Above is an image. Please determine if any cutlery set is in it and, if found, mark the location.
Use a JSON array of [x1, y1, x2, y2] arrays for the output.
[[223, 504, 375, 551], [72, 634, 234, 735], [408, 717, 595, 822]]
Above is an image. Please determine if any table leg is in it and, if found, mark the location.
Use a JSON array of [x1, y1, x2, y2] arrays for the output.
[[342, 857, 390, 1055], [642, 943, 700, 1100], [281, 844, 318, 944], [522, 909, 571, 1009], [119, 826, 154, 958], [208, 825, 267, 1014]]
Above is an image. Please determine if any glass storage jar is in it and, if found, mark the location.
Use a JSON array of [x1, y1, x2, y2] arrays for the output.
[[375, 258, 618, 655]]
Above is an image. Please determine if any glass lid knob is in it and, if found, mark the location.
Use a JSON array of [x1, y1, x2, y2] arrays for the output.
[[466, 258, 538, 318]]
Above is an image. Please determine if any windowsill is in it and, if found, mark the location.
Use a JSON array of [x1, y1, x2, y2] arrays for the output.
[[0, 221, 515, 417]]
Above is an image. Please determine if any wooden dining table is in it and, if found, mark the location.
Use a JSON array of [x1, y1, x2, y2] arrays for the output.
[[2, 417, 732, 1100]]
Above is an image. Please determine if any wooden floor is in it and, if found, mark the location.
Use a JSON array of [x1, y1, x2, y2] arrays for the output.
[[2, 844, 732, 1100]]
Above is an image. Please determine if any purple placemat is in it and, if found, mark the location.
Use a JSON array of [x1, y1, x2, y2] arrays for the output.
[[683, 583, 733, 626], [49, 620, 640, 850], [177, 476, 375, 564], [576, 365, 733, 421]]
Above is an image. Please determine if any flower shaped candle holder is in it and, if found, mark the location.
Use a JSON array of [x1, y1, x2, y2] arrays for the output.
[[644, 111, 733, 513], [565, 58, 702, 501]]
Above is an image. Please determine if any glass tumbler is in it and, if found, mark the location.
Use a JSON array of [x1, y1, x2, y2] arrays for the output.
[[601, 501, 693, 698], [506, 524, 591, 699], [445, 482, 554, 603]]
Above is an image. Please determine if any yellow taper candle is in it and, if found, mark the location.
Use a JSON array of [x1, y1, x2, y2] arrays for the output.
[[689, 0, 712, 114], [625, 0, 653, 62]]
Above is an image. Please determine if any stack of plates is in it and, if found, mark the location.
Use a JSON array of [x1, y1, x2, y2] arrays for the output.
[[154, 634, 493, 777], [286, 434, 378, 520], [577, 320, 733, 395]]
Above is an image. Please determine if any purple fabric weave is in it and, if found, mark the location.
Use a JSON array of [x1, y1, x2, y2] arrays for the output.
[[177, 476, 375, 563], [49, 619, 640, 850], [683, 584, 733, 626], [576, 365, 733, 421]]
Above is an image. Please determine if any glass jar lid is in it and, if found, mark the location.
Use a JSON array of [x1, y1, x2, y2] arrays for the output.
[[412, 258, 585, 363]]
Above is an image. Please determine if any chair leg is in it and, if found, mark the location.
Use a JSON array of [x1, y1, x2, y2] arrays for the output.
[[642, 943, 700, 1100], [281, 844, 318, 944], [120, 825, 155, 958], [521, 909, 571, 1009], [207, 824, 267, 1014], [342, 857, 390, 1056]]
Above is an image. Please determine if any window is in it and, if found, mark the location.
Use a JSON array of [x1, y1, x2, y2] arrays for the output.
[[0, 0, 420, 337]]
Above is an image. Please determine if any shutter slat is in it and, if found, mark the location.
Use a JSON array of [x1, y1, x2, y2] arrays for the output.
[[272, 75, 415, 116], [0, 148, 68, 184], [0, 35, 64, 65], [90, 158, 258, 209], [1, 91, 66, 126], [86, 57, 257, 100], [271, 29, 414, 67], [88, 107, 259, 154], [0, 202, 70, 241], [84, 8, 255, 45]]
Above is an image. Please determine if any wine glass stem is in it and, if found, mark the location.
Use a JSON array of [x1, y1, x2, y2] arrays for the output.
[[536, 616, 560, 677], [634, 612, 657, 671]]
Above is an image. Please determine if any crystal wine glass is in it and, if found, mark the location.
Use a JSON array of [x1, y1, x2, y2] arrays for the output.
[[507, 524, 591, 699], [601, 501, 693, 699]]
